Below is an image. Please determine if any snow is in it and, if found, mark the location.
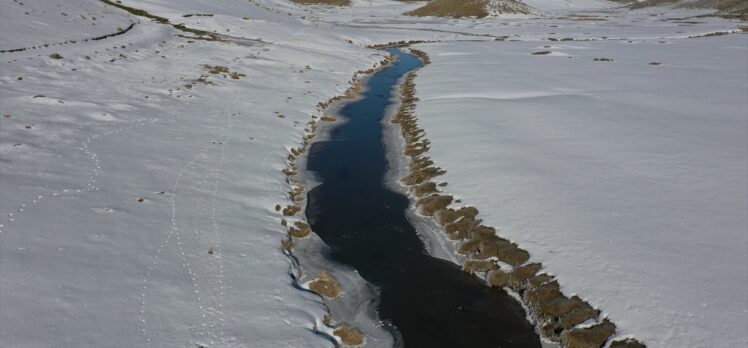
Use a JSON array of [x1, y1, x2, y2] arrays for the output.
[[0, 1, 386, 346], [1, 0, 746, 347], [410, 32, 748, 348]]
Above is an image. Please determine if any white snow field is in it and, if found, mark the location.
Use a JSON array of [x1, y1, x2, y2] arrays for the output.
[[410, 31, 748, 348], [1, 0, 746, 347]]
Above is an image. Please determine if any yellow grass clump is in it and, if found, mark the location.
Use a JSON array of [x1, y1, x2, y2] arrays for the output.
[[463, 259, 498, 273], [308, 272, 342, 298], [406, 0, 490, 18], [561, 318, 616, 348], [333, 324, 365, 346], [289, 221, 311, 238]]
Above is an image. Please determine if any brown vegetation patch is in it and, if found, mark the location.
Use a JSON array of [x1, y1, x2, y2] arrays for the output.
[[415, 194, 453, 216], [405, 0, 489, 18], [49, 53, 62, 59], [308, 272, 342, 298], [562, 319, 616, 348], [333, 324, 365, 346], [411, 181, 438, 197], [487, 269, 510, 287], [99, 0, 222, 40], [508, 262, 542, 287], [368, 40, 432, 50], [458, 231, 529, 266], [320, 114, 337, 122], [409, 49, 432, 65], [281, 238, 293, 252], [443, 214, 480, 240], [282, 205, 301, 216], [610, 338, 648, 348], [289, 0, 351, 5], [436, 206, 478, 226], [100, 0, 169, 23], [463, 259, 498, 273], [289, 221, 311, 238]]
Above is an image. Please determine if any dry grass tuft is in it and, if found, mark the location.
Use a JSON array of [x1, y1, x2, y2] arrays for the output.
[[463, 259, 498, 273], [289, 221, 311, 238], [436, 206, 479, 226], [610, 338, 648, 348], [282, 205, 301, 216], [458, 231, 529, 266], [308, 272, 342, 298], [415, 194, 453, 216], [320, 114, 337, 122], [203, 65, 230, 74], [444, 214, 480, 240], [333, 324, 365, 346], [368, 41, 431, 49], [561, 318, 616, 348], [508, 262, 542, 287], [281, 238, 293, 252], [290, 0, 351, 5], [487, 269, 510, 287], [411, 181, 438, 197], [409, 49, 432, 64], [405, 0, 489, 18]]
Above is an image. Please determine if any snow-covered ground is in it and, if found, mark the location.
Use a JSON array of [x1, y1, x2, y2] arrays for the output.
[[410, 30, 748, 348], [1, 0, 746, 347], [0, 1, 389, 346]]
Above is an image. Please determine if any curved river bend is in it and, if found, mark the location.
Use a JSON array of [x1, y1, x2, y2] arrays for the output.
[[305, 48, 541, 348]]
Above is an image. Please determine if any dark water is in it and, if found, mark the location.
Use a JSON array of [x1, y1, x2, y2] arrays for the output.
[[305, 48, 541, 348]]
